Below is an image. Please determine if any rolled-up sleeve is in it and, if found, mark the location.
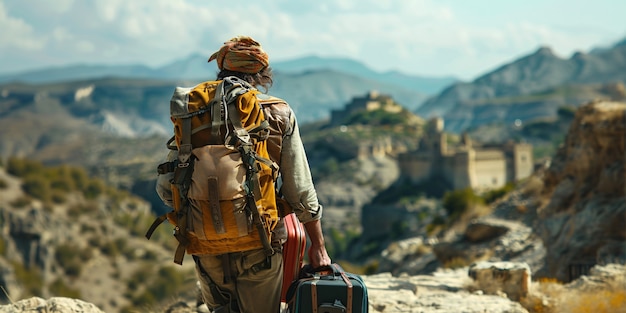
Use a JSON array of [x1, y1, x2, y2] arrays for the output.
[[279, 113, 322, 223]]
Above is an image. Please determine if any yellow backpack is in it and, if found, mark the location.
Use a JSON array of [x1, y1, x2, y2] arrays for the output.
[[147, 76, 279, 264]]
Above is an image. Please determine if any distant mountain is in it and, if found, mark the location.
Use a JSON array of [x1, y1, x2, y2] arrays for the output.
[[271, 69, 429, 122], [270, 55, 457, 95], [0, 54, 454, 125], [418, 37, 626, 133], [0, 69, 428, 132], [0, 70, 429, 164], [0, 54, 455, 98], [0, 64, 158, 84]]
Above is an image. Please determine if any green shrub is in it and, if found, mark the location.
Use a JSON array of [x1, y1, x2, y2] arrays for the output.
[[83, 179, 106, 199], [100, 240, 120, 257], [131, 292, 157, 307], [0, 237, 5, 256], [42, 203, 53, 213], [88, 236, 101, 247], [49, 278, 81, 298], [344, 108, 408, 126], [107, 187, 131, 203], [78, 247, 94, 262], [442, 188, 483, 221], [67, 202, 98, 218], [482, 183, 515, 204], [114, 238, 128, 254], [50, 175, 75, 192], [12, 261, 43, 296], [69, 167, 89, 190], [0, 178, 8, 189], [142, 249, 159, 261], [127, 265, 190, 308], [10, 196, 32, 208], [6, 157, 44, 178], [50, 190, 67, 204], [21, 175, 51, 201], [149, 266, 186, 300], [80, 224, 97, 234], [54, 244, 84, 278]]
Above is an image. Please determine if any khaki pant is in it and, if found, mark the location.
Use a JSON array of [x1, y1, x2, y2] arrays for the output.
[[194, 249, 284, 313]]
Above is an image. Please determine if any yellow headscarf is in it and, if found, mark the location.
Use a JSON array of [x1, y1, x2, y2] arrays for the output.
[[208, 36, 269, 74]]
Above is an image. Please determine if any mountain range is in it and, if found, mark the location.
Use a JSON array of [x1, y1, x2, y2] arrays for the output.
[[1, 37, 625, 181], [0, 54, 457, 125], [418, 38, 626, 132], [3, 36, 626, 134], [0, 53, 456, 96]]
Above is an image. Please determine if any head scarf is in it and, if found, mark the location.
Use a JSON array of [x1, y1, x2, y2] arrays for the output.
[[208, 36, 269, 74]]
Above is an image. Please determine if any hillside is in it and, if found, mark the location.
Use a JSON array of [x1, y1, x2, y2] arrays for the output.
[[0, 71, 427, 136], [1, 100, 624, 313], [0, 55, 452, 124], [0, 160, 197, 313]]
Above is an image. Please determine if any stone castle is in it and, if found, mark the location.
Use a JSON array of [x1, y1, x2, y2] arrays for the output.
[[330, 90, 404, 126], [329, 90, 534, 191], [398, 117, 534, 191]]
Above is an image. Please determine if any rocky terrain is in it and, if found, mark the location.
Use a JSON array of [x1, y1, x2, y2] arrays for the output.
[[0, 100, 624, 313], [2, 263, 625, 313], [1, 35, 625, 312]]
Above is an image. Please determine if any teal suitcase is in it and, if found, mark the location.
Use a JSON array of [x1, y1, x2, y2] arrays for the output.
[[286, 263, 369, 313]]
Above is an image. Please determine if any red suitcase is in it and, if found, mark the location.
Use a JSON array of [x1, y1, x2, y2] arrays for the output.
[[281, 212, 306, 302]]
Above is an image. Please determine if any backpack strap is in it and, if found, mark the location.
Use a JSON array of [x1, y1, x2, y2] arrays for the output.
[[226, 100, 276, 257], [171, 155, 196, 264]]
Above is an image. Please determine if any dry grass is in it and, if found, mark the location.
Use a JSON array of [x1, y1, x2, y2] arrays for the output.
[[521, 277, 626, 313], [555, 288, 626, 313]]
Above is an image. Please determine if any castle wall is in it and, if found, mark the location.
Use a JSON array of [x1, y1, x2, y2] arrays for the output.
[[398, 152, 431, 183], [473, 151, 507, 190], [441, 155, 457, 187], [451, 149, 476, 190]]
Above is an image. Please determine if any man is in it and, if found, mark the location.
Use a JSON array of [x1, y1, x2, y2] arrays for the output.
[[156, 36, 331, 313]]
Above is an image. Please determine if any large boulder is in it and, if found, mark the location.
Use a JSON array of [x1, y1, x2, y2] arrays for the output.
[[537, 100, 626, 281], [0, 297, 104, 313], [468, 261, 532, 301]]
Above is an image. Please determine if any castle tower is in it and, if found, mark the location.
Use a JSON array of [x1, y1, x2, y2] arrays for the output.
[[501, 141, 534, 182], [452, 148, 476, 190]]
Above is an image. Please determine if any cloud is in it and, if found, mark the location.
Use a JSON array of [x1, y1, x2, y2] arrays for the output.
[[0, 0, 624, 78], [0, 2, 45, 51]]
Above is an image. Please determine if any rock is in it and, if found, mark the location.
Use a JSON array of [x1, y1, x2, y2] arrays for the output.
[[464, 218, 510, 242], [364, 269, 529, 313], [468, 261, 531, 301], [0, 297, 104, 313], [432, 217, 544, 275], [378, 237, 441, 275], [164, 301, 193, 313], [565, 263, 626, 292]]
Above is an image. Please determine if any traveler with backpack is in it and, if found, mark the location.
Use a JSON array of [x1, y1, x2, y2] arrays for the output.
[[153, 36, 331, 313]]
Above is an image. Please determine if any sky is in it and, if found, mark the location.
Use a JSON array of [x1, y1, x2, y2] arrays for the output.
[[1, 0, 625, 81]]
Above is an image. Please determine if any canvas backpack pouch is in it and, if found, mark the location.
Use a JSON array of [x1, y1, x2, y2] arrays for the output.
[[187, 145, 252, 241]]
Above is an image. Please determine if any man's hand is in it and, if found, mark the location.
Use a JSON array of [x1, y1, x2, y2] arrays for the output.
[[303, 219, 331, 268], [308, 242, 331, 268]]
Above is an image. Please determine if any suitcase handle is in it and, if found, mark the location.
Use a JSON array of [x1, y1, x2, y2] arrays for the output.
[[300, 263, 345, 279]]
